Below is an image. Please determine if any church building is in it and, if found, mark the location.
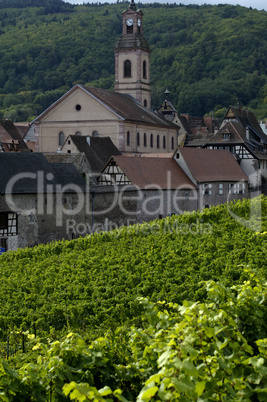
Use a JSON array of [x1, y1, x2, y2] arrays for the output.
[[28, 0, 178, 154]]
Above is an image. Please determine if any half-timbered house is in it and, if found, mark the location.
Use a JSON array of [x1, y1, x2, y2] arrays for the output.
[[186, 106, 267, 193]]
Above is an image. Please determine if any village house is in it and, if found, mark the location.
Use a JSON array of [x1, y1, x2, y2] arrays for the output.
[[175, 147, 249, 209], [44, 136, 121, 185], [62, 135, 121, 174], [99, 148, 249, 220], [99, 155, 198, 222], [187, 106, 267, 194]]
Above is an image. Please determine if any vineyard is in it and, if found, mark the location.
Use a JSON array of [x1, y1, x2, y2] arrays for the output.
[[0, 196, 267, 400]]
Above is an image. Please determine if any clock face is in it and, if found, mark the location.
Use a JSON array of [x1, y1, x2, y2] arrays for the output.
[[126, 18, 133, 26], [138, 19, 141, 27]]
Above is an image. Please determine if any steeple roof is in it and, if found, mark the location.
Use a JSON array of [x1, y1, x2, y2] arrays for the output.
[[128, 0, 137, 11]]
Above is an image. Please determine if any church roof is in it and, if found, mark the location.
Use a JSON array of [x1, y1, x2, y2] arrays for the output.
[[81, 85, 177, 129]]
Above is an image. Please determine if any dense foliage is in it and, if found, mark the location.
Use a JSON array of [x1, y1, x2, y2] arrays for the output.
[[0, 1, 265, 121], [0, 271, 267, 400]]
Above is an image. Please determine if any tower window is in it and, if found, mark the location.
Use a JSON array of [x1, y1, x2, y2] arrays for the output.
[[127, 131, 130, 146], [58, 131, 65, 146], [163, 136, 166, 149], [144, 99, 147, 107], [143, 60, 147, 79], [150, 134, 153, 148], [127, 24, 133, 34], [124, 60, 131, 78], [144, 133, 147, 147], [171, 137, 174, 149]]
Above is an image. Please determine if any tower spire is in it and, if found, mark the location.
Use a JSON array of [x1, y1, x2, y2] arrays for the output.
[[129, 0, 137, 11]]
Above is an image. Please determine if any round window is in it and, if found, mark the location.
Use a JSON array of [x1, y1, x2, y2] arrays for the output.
[[75, 104, 81, 111]]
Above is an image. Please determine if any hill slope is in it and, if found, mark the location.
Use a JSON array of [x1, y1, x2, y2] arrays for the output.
[[1, 197, 267, 400], [0, 196, 267, 341], [0, 2, 266, 121]]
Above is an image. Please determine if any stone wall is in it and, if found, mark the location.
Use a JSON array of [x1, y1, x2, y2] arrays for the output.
[[136, 188, 198, 223], [2, 186, 139, 251], [1, 181, 251, 252]]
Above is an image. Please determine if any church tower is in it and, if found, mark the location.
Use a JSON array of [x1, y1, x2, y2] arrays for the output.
[[114, 0, 151, 109]]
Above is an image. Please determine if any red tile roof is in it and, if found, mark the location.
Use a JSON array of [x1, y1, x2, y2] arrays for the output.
[[206, 121, 246, 144], [111, 155, 196, 189], [178, 148, 248, 182]]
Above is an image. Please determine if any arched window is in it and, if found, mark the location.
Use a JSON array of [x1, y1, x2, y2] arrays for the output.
[[150, 134, 153, 148], [92, 131, 98, 137], [136, 132, 140, 147], [144, 99, 147, 108], [127, 131, 130, 146], [75, 131, 82, 136], [157, 135, 160, 149], [144, 133, 147, 147], [124, 60, 131, 78], [58, 131, 64, 146], [171, 137, 174, 149], [143, 60, 147, 79], [163, 136, 166, 149]]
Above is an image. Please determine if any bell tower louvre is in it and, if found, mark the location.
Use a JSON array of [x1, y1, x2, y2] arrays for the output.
[[114, 0, 151, 109]]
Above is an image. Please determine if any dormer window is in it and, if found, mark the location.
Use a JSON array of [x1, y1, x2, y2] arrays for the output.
[[223, 132, 230, 140]]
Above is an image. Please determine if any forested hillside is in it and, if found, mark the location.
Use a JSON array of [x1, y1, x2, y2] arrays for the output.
[[0, 0, 266, 121], [0, 197, 267, 400]]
